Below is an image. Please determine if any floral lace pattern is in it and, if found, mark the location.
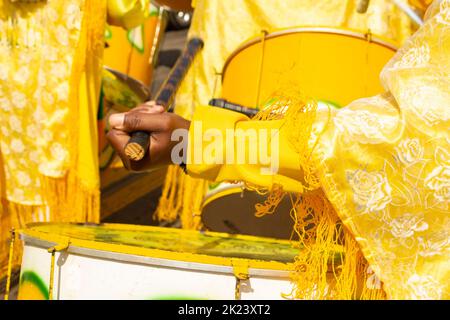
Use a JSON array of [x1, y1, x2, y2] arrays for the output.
[[314, 0, 450, 299], [0, 0, 84, 204]]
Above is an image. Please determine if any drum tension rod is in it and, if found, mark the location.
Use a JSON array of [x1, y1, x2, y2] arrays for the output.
[[47, 242, 70, 300], [4, 229, 16, 301], [231, 259, 249, 300]]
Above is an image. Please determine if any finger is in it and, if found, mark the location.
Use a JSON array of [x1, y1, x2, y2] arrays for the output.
[[143, 100, 157, 107], [106, 128, 132, 169], [109, 107, 167, 129], [141, 100, 165, 111], [117, 112, 171, 133], [129, 104, 165, 114]]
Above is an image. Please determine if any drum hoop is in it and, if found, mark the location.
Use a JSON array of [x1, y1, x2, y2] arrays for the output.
[[24, 222, 297, 245], [203, 182, 245, 203], [20, 223, 333, 273], [221, 26, 398, 83], [19, 233, 293, 278]]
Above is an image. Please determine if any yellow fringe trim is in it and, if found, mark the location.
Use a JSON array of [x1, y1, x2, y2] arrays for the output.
[[155, 165, 207, 230], [255, 94, 386, 299]]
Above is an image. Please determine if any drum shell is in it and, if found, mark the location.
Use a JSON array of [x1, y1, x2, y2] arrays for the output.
[[17, 223, 309, 300], [18, 244, 292, 300]]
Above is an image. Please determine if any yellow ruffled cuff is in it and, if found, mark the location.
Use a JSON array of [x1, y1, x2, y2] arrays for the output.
[[107, 0, 149, 30], [187, 106, 249, 180], [186, 106, 305, 193]]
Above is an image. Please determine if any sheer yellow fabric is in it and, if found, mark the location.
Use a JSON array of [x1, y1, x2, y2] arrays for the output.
[[0, 0, 148, 277], [185, 0, 449, 299]]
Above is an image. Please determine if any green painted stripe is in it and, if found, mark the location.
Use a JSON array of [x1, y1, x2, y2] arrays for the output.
[[20, 271, 49, 300]]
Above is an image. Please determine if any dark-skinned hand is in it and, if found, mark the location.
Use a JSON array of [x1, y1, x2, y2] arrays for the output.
[[107, 101, 191, 171]]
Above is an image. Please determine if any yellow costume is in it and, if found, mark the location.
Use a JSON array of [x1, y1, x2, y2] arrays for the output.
[[0, 0, 148, 277], [186, 0, 449, 299]]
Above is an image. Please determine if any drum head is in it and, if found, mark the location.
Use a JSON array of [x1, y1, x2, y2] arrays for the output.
[[202, 188, 294, 240], [103, 67, 150, 110], [21, 223, 302, 266]]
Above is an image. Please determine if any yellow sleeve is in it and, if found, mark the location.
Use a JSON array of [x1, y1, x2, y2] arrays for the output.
[[186, 106, 304, 193], [107, 0, 148, 30]]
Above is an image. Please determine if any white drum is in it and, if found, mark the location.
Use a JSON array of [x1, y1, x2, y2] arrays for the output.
[[15, 223, 333, 300]]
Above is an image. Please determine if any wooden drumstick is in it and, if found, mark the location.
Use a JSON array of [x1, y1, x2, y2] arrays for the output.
[[124, 37, 204, 161], [357, 0, 370, 13]]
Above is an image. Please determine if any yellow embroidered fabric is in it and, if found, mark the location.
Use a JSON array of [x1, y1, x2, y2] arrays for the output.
[[0, 0, 148, 277], [315, 0, 449, 299], [185, 0, 449, 299], [0, 0, 105, 277]]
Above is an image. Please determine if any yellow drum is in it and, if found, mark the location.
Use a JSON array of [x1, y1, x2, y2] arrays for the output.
[[14, 223, 341, 299], [221, 27, 397, 108], [202, 182, 294, 239], [104, 3, 165, 87]]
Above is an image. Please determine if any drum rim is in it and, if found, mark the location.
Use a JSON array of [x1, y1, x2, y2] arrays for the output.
[[103, 66, 151, 101], [19, 223, 322, 274], [204, 182, 245, 201], [221, 26, 398, 82], [20, 234, 294, 278]]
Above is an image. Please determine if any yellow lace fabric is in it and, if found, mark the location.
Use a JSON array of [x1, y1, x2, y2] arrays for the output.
[[310, 0, 449, 299], [0, 0, 107, 275]]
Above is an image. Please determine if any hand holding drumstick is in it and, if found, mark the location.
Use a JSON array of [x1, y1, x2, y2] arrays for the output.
[[107, 102, 190, 171]]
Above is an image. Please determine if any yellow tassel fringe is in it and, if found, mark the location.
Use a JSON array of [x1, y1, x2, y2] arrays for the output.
[[155, 165, 207, 230]]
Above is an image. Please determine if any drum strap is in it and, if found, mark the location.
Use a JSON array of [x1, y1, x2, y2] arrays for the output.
[[231, 259, 249, 300], [47, 242, 70, 300]]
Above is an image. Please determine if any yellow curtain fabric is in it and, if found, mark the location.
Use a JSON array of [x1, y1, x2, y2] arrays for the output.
[[185, 0, 449, 299]]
